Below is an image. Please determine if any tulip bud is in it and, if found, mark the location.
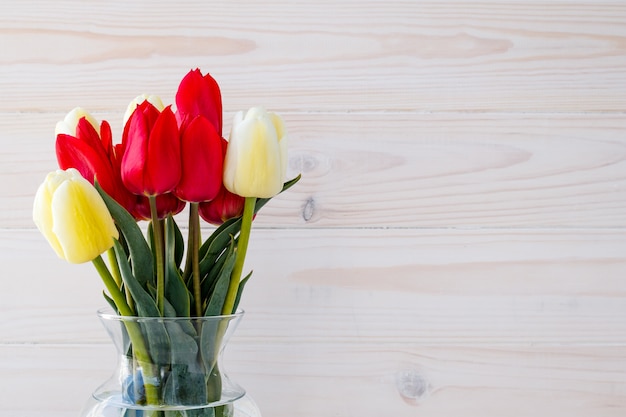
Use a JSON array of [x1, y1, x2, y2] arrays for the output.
[[199, 184, 245, 225], [33, 168, 119, 264], [121, 102, 181, 196], [223, 107, 288, 198], [56, 109, 136, 216], [197, 137, 243, 224], [123, 94, 165, 127], [133, 193, 186, 221], [175, 69, 222, 133], [55, 107, 99, 136], [174, 115, 223, 202]]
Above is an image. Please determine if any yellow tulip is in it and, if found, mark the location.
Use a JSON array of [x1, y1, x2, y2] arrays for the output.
[[223, 107, 288, 198], [33, 168, 119, 264], [55, 107, 99, 136], [123, 94, 165, 126]]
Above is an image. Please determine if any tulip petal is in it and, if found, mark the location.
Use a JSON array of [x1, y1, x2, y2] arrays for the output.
[[121, 107, 150, 195], [75, 117, 103, 151], [145, 107, 181, 195], [176, 69, 222, 132], [33, 177, 64, 259], [224, 109, 283, 198], [134, 193, 186, 220], [100, 120, 114, 159], [199, 185, 244, 225], [34, 169, 118, 264], [175, 116, 223, 202], [121, 103, 182, 197], [123, 94, 165, 127], [56, 119, 135, 216], [56, 134, 116, 188], [51, 174, 118, 264], [270, 112, 289, 181], [55, 107, 99, 136]]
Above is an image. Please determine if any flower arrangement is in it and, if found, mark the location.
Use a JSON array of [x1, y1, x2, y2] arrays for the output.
[[32, 69, 300, 413]]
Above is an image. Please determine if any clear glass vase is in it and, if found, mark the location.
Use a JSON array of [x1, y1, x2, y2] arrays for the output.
[[80, 309, 261, 417]]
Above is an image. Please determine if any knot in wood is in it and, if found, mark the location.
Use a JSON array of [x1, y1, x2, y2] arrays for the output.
[[302, 197, 315, 222], [395, 369, 429, 402]]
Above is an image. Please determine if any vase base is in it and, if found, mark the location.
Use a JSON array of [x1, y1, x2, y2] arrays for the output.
[[232, 394, 262, 417], [81, 393, 262, 417]]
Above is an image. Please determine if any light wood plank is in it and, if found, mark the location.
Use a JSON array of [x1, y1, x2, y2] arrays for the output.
[[1, 2, 625, 416], [3, 112, 625, 228], [2, 228, 625, 345], [0, 1, 625, 112], [2, 343, 625, 417], [0, 345, 109, 417], [231, 343, 626, 417]]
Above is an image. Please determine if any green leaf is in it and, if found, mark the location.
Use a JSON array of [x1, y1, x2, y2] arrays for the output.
[[232, 271, 252, 314], [161, 319, 206, 405], [198, 218, 239, 275], [162, 299, 177, 317], [198, 175, 301, 274], [102, 291, 118, 314], [198, 216, 238, 257], [204, 248, 236, 317], [114, 240, 170, 364], [200, 237, 232, 303], [188, 408, 216, 417], [171, 215, 185, 269], [161, 300, 208, 406], [196, 176, 302, 316], [163, 299, 198, 339], [96, 183, 154, 288], [282, 174, 302, 193], [147, 221, 157, 263], [114, 241, 159, 317], [166, 323, 199, 363], [165, 216, 190, 317], [253, 174, 302, 214], [199, 320, 223, 383]]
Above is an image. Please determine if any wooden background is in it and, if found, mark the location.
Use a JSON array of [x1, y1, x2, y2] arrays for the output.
[[1, 0, 626, 416]]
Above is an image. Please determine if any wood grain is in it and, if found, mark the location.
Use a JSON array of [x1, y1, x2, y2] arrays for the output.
[[2, 228, 625, 345], [0, 1, 625, 112], [1, 0, 625, 416], [2, 343, 626, 417], [2, 112, 626, 228]]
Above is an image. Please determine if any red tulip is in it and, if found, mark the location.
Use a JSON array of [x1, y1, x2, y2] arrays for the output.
[[174, 115, 223, 203], [55, 111, 135, 212], [198, 184, 245, 225], [121, 102, 181, 197], [133, 193, 186, 221], [112, 139, 186, 220], [175, 69, 222, 133], [198, 138, 244, 225]]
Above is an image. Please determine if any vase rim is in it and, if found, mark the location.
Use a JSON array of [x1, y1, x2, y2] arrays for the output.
[[96, 307, 245, 321]]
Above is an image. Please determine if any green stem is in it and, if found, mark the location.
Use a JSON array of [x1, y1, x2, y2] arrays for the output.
[[190, 202, 202, 317], [149, 196, 165, 316], [221, 196, 256, 315], [92, 255, 160, 406], [93, 255, 133, 316], [106, 248, 122, 288], [107, 247, 134, 312], [182, 225, 193, 285]]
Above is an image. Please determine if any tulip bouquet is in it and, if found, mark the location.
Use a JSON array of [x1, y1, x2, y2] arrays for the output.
[[33, 69, 299, 415]]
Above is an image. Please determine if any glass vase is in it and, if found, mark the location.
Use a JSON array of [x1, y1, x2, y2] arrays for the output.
[[80, 309, 261, 417]]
